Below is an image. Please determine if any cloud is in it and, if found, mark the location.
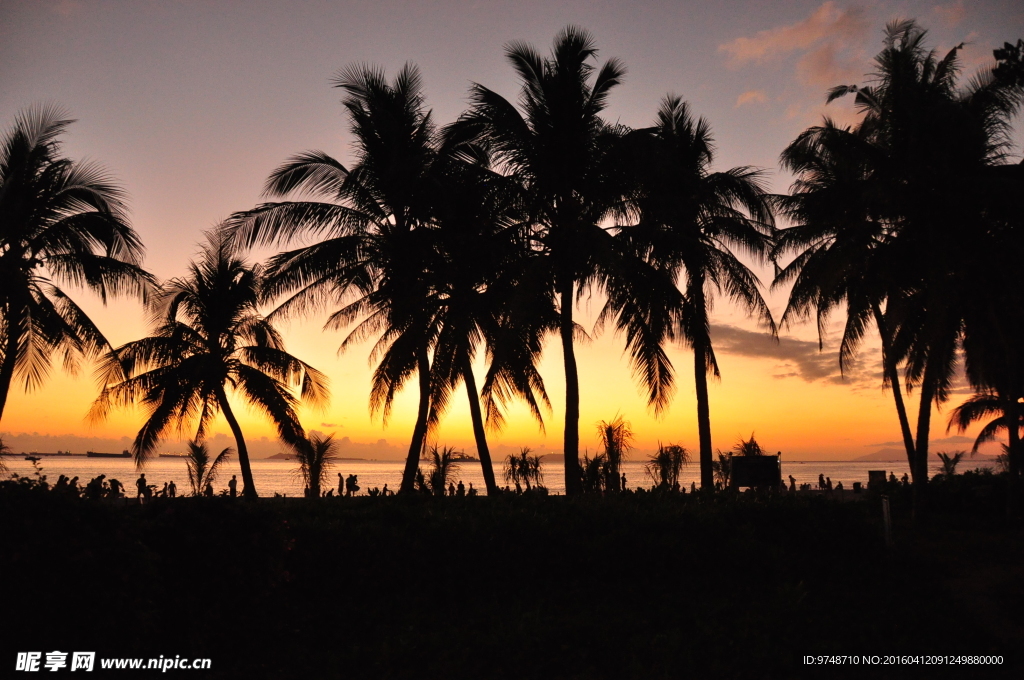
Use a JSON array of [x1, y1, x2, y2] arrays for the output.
[[933, 1, 966, 28], [710, 324, 881, 385], [735, 90, 769, 107], [718, 2, 868, 67], [320, 422, 339, 428], [796, 42, 865, 86], [866, 435, 975, 447]]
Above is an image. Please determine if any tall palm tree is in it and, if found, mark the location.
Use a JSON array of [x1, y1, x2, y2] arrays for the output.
[[457, 26, 630, 495], [293, 431, 339, 498], [90, 234, 327, 498], [420, 157, 552, 495], [777, 21, 1023, 499], [612, 96, 776, 490], [183, 439, 232, 497], [0, 105, 153, 423], [225, 64, 442, 495]]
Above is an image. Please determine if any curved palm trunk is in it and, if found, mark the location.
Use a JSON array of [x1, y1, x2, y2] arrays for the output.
[[912, 361, 938, 518], [462, 353, 498, 495], [217, 388, 257, 499], [559, 278, 582, 496], [400, 344, 431, 494], [1005, 390, 1021, 518], [0, 331, 18, 425], [874, 305, 916, 467]]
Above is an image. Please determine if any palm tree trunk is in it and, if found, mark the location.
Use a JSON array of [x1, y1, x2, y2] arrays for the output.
[[400, 343, 431, 494], [217, 388, 257, 499], [873, 305, 916, 467], [559, 277, 582, 496], [462, 353, 498, 495], [1006, 390, 1021, 518], [912, 362, 938, 518], [694, 344, 714, 491], [0, 331, 18, 425]]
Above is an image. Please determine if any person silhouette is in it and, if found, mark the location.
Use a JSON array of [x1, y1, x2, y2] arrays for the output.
[[159, 482, 168, 497], [467, 482, 477, 497], [818, 473, 826, 490], [448, 482, 456, 497], [382, 483, 389, 496], [167, 480, 176, 498], [67, 476, 80, 496], [228, 475, 237, 498], [825, 476, 833, 492], [456, 480, 465, 497], [109, 478, 123, 498], [621, 472, 627, 491], [889, 471, 897, 484], [901, 473, 909, 485], [136, 474, 147, 500], [338, 472, 344, 496], [204, 481, 214, 497], [691, 482, 697, 494], [788, 475, 796, 492]]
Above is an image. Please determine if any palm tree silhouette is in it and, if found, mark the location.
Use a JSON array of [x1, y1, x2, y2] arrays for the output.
[[614, 96, 775, 490], [225, 64, 443, 494], [596, 415, 633, 491], [0, 105, 153, 423], [183, 439, 232, 497], [293, 431, 339, 498], [777, 20, 1023, 498], [91, 234, 327, 498], [456, 26, 629, 494], [424, 160, 552, 495]]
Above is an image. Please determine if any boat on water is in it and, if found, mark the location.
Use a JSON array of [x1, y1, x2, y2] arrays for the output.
[[86, 451, 131, 458]]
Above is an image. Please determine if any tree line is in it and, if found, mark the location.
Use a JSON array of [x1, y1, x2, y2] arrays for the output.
[[2, 22, 1022, 505]]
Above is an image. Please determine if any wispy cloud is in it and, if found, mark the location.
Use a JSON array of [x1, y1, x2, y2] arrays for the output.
[[735, 89, 769, 107], [718, 2, 868, 68], [710, 324, 881, 386], [867, 435, 975, 447]]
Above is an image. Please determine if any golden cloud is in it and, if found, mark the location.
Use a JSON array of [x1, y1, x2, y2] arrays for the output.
[[735, 90, 769, 107], [718, 2, 868, 67]]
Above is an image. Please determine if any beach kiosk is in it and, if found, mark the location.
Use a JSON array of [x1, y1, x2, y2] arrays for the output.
[[730, 455, 782, 489]]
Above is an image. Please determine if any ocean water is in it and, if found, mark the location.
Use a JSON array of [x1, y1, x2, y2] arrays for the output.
[[1, 455, 997, 496]]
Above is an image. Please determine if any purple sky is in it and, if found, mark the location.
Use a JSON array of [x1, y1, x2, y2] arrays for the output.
[[2, 0, 1022, 458]]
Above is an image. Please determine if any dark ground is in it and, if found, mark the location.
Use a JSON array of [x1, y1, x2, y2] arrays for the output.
[[2, 471, 1021, 679]]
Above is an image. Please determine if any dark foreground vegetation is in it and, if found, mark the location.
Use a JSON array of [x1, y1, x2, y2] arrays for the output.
[[3, 474, 1021, 679]]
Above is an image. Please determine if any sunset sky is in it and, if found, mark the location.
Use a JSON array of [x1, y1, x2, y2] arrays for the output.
[[2, 0, 1022, 460]]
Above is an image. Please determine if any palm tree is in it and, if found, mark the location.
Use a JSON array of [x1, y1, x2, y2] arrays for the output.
[[596, 415, 633, 491], [457, 27, 630, 495], [421, 444, 460, 496], [732, 433, 765, 457], [712, 450, 732, 489], [0, 105, 153, 423], [644, 443, 689, 489], [225, 65, 444, 495], [90, 234, 327, 498], [0, 436, 11, 474], [935, 450, 965, 478], [420, 157, 552, 495], [183, 439, 232, 497], [948, 391, 1023, 456], [503, 446, 544, 493], [777, 21, 1023, 501], [293, 431, 339, 498], [613, 96, 776, 491]]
